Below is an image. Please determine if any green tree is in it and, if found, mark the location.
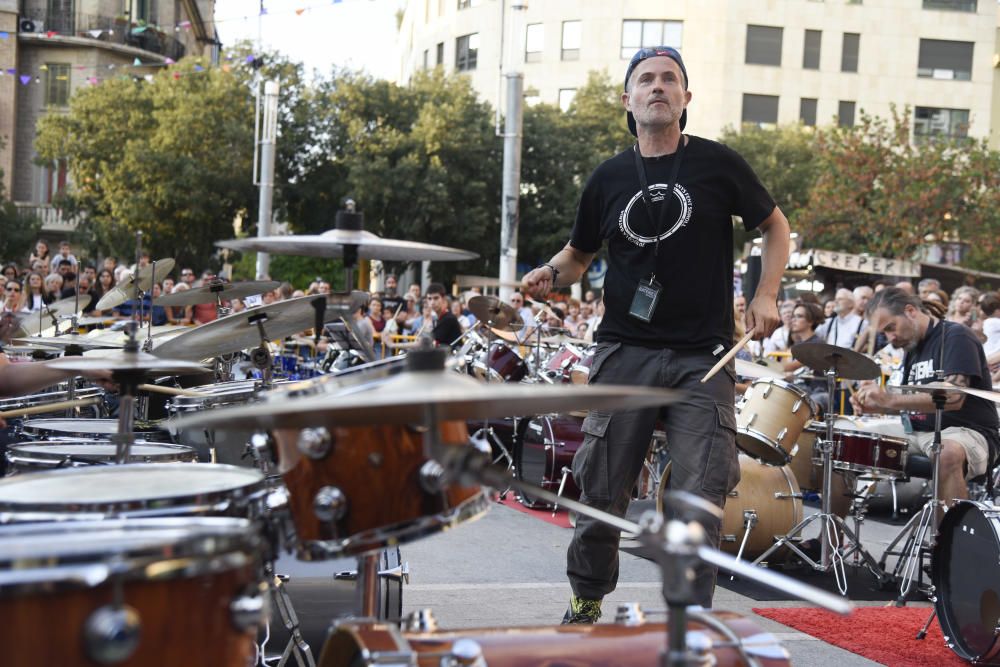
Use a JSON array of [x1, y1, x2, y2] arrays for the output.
[[0, 141, 42, 265]]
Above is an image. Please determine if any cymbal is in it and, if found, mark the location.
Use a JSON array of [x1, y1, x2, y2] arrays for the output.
[[735, 358, 784, 380], [890, 382, 1000, 405], [790, 342, 880, 381], [489, 326, 520, 344], [217, 230, 478, 262], [154, 280, 281, 307], [12, 296, 93, 337], [468, 296, 522, 332], [96, 259, 176, 310], [47, 294, 93, 318], [94, 286, 130, 311], [151, 293, 354, 361], [525, 297, 559, 322], [11, 334, 123, 350], [540, 332, 589, 346], [46, 349, 208, 376], [169, 367, 685, 431]]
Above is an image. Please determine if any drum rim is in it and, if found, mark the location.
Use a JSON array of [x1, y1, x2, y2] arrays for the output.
[[0, 517, 258, 595], [19, 417, 168, 438], [6, 441, 198, 465], [0, 386, 104, 410], [735, 427, 793, 464], [0, 462, 267, 517], [932, 499, 1000, 662]]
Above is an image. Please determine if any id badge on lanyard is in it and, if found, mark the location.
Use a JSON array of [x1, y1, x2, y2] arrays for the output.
[[628, 138, 685, 323]]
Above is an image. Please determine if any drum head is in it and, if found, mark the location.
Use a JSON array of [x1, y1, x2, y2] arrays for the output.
[[933, 501, 1000, 662], [7, 442, 197, 467]]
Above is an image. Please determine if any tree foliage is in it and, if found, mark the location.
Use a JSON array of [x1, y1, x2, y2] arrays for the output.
[[796, 108, 1000, 272], [0, 138, 42, 264]]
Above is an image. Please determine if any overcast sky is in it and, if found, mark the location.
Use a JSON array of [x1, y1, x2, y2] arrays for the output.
[[213, 0, 404, 80]]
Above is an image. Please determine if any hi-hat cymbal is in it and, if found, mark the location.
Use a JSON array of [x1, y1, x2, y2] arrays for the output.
[[169, 367, 685, 431], [890, 382, 1000, 405], [217, 230, 478, 262], [12, 333, 123, 350], [151, 293, 355, 361], [94, 286, 130, 311], [468, 296, 522, 332], [154, 280, 281, 307], [47, 349, 208, 376], [734, 358, 784, 380], [790, 342, 880, 381]]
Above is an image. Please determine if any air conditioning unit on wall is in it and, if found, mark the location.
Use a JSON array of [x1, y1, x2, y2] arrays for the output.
[[19, 18, 44, 33]]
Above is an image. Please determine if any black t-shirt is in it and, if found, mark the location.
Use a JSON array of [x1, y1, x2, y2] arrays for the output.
[[382, 293, 403, 318], [903, 319, 999, 440], [433, 311, 463, 347], [570, 136, 775, 350]]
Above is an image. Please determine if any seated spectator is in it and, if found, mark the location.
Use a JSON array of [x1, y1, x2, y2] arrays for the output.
[[48, 240, 78, 274]]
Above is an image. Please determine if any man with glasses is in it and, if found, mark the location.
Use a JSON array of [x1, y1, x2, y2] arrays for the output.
[[521, 46, 789, 620], [2, 282, 22, 313], [180, 268, 196, 286]]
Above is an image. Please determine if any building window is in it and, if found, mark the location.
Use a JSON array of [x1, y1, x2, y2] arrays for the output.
[[620, 19, 683, 59], [436, 42, 444, 66], [742, 94, 779, 127], [558, 88, 577, 112], [44, 63, 71, 107], [456, 33, 478, 71], [913, 106, 970, 142], [918, 39, 974, 80], [745, 25, 783, 66], [800, 98, 818, 126], [422, 49, 429, 69], [561, 21, 581, 61], [525, 23, 543, 63], [838, 101, 856, 127], [922, 0, 976, 11], [841, 33, 859, 72], [803, 30, 821, 70], [457, 0, 481, 8]]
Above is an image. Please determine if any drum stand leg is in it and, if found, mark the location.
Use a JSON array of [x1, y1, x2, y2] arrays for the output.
[[552, 466, 572, 517], [880, 392, 947, 605], [916, 605, 937, 640], [260, 565, 315, 667]]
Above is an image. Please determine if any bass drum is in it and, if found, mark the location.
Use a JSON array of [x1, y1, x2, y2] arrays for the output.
[[932, 500, 1000, 664], [514, 414, 583, 509], [657, 454, 802, 558]]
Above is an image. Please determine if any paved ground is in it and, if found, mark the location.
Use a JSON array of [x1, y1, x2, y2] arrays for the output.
[[398, 495, 938, 667]]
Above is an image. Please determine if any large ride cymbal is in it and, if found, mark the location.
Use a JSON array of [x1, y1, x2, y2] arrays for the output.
[[889, 382, 1000, 405], [217, 230, 478, 262], [11, 334, 123, 350], [468, 295, 522, 332], [154, 280, 281, 307], [47, 349, 208, 376], [151, 293, 355, 361], [790, 342, 880, 381], [169, 368, 686, 431]]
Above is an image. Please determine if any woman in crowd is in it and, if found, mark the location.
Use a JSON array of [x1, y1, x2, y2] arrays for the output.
[[28, 240, 50, 268], [563, 298, 581, 331], [43, 274, 63, 304], [782, 301, 829, 406], [1, 264, 19, 284], [166, 283, 193, 325], [947, 286, 981, 332], [21, 271, 49, 311], [92, 268, 117, 316]]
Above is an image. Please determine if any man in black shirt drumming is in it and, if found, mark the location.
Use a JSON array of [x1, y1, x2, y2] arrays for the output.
[[852, 288, 999, 507], [522, 46, 789, 620]]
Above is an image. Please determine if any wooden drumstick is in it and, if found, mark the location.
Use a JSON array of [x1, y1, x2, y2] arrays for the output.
[[138, 383, 209, 397], [701, 329, 755, 384], [0, 396, 101, 419]]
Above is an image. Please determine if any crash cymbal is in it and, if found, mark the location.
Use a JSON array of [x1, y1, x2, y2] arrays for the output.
[[47, 294, 93, 318], [46, 349, 208, 376], [468, 296, 522, 332], [96, 260, 177, 311], [169, 365, 685, 431], [217, 230, 478, 262], [11, 334, 123, 350], [890, 382, 1000, 405], [489, 326, 520, 344], [151, 293, 355, 361], [790, 342, 880, 381], [154, 280, 281, 307], [94, 286, 131, 311], [734, 358, 784, 380]]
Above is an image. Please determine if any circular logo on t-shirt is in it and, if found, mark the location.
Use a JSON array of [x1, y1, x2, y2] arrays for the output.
[[618, 183, 693, 247]]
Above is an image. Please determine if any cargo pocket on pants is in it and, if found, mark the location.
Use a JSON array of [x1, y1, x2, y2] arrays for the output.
[[574, 411, 612, 501], [702, 403, 739, 497]]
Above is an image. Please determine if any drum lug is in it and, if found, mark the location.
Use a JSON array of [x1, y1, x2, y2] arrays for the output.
[[446, 638, 486, 667], [403, 608, 438, 633], [745, 412, 757, 427], [378, 561, 411, 585], [230, 583, 268, 632], [297, 427, 333, 460], [84, 604, 141, 664], [761, 383, 772, 398], [614, 602, 647, 626], [792, 399, 803, 413], [313, 486, 348, 523], [776, 427, 788, 443], [419, 459, 447, 494]]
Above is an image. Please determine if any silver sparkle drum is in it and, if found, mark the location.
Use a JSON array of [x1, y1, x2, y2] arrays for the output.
[[0, 463, 267, 522], [5, 440, 197, 474], [17, 418, 172, 443]]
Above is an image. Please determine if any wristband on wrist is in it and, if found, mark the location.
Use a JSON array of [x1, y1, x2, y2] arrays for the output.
[[539, 263, 560, 284]]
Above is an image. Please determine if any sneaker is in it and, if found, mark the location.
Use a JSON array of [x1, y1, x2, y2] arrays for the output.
[[561, 595, 602, 624]]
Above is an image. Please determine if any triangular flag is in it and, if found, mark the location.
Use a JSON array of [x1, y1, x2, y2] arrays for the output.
[[20, 75, 31, 85], [165, 58, 175, 65], [179, 20, 191, 28], [45, 30, 56, 38], [39, 64, 48, 71], [295, 8, 305, 15], [6, 68, 16, 75], [145, 75, 154, 82], [222, 64, 231, 72], [133, 57, 142, 66], [193, 65, 203, 72], [76, 65, 86, 70], [88, 29, 102, 38], [0, 32, 9, 39], [87, 77, 98, 85]]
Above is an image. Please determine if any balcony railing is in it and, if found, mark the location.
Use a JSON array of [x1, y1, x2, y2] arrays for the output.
[[14, 203, 82, 232], [19, 11, 186, 61]]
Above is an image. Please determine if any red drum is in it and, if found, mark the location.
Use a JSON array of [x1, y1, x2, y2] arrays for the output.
[[570, 347, 595, 385], [319, 610, 791, 667], [473, 343, 527, 383], [272, 421, 489, 560], [514, 414, 583, 508], [543, 343, 584, 383], [808, 424, 909, 479]]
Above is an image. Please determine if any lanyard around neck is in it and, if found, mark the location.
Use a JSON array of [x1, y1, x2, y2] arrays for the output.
[[632, 136, 686, 260]]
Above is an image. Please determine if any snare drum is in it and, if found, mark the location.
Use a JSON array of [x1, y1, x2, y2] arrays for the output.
[[0, 518, 266, 667], [658, 454, 802, 558], [18, 418, 171, 443], [5, 440, 197, 474], [167, 380, 262, 464], [472, 343, 526, 383], [570, 347, 595, 385], [808, 421, 909, 480], [272, 421, 488, 560], [0, 463, 267, 522], [543, 343, 583, 383], [736, 378, 817, 465], [320, 609, 790, 667]]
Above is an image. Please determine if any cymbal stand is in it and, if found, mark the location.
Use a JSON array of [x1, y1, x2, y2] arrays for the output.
[[752, 364, 890, 591], [111, 328, 143, 464], [249, 312, 275, 389], [879, 390, 947, 606], [258, 565, 315, 667]]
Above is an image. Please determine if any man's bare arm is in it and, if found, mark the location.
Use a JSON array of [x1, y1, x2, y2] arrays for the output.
[[521, 244, 596, 299]]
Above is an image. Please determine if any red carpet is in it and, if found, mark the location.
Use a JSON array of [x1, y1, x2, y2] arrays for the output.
[[753, 606, 965, 666], [495, 496, 572, 529]]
